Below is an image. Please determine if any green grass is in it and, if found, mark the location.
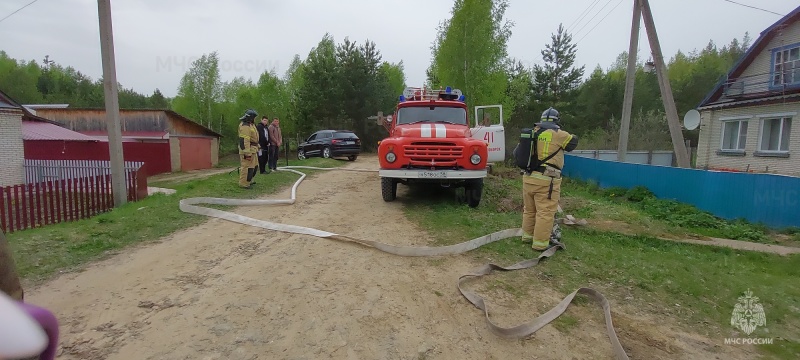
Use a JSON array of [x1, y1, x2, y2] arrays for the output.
[[401, 163, 800, 358], [8, 157, 347, 285], [563, 179, 787, 244]]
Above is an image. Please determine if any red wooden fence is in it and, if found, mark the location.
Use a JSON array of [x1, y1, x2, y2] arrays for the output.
[[0, 168, 147, 234]]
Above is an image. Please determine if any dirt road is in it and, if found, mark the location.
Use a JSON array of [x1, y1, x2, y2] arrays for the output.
[[26, 156, 756, 359]]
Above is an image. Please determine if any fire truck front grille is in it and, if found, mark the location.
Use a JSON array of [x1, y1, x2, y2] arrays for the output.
[[403, 142, 463, 162]]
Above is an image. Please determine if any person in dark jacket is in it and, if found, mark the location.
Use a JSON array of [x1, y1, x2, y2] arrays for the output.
[[255, 116, 271, 174]]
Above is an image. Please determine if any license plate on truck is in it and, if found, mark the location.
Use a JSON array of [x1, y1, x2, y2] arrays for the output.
[[418, 171, 447, 178]]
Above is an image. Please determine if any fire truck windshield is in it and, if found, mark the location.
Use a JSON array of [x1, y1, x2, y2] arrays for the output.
[[396, 106, 467, 126]]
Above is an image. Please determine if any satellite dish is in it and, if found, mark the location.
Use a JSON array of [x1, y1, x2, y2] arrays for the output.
[[683, 109, 700, 130]]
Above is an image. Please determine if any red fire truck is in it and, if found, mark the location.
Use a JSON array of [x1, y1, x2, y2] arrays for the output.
[[375, 86, 505, 208]]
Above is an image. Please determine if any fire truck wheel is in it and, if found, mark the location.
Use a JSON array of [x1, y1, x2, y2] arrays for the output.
[[381, 177, 397, 201], [465, 179, 483, 208]]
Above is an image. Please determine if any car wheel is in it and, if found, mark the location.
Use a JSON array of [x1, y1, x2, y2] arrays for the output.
[[465, 179, 483, 208], [322, 147, 331, 159], [348, 155, 358, 161], [297, 148, 306, 160], [381, 177, 397, 202]]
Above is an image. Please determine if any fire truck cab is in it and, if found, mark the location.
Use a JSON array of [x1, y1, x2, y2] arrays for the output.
[[375, 86, 504, 208]]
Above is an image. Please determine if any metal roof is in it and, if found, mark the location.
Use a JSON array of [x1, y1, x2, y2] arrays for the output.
[[0, 90, 21, 109], [79, 130, 170, 142], [698, 5, 800, 108], [33, 108, 224, 138], [698, 93, 800, 111], [21, 121, 98, 141], [0, 99, 18, 109], [22, 104, 70, 109]]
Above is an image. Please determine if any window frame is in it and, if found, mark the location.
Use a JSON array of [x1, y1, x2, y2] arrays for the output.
[[719, 118, 748, 151], [755, 113, 794, 157], [770, 42, 800, 90], [717, 116, 750, 156]]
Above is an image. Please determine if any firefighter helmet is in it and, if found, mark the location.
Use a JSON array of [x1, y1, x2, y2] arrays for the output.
[[239, 109, 258, 122], [541, 107, 560, 122]]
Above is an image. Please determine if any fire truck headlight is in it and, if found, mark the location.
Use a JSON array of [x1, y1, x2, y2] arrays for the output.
[[470, 154, 481, 165], [386, 152, 397, 163]]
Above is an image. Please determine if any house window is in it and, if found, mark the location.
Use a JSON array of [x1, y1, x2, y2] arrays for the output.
[[721, 120, 747, 150], [772, 44, 800, 87], [759, 117, 791, 152]]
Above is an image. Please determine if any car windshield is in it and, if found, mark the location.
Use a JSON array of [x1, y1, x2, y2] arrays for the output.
[[396, 106, 467, 125], [333, 132, 357, 139]]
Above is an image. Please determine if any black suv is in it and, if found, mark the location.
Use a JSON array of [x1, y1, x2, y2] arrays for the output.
[[297, 130, 361, 161]]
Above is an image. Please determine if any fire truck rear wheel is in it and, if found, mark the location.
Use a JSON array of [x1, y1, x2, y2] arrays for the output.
[[465, 179, 483, 208], [381, 177, 397, 201]]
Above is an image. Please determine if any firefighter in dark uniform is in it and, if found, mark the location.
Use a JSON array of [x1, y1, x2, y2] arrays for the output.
[[519, 107, 579, 250], [238, 109, 260, 189]]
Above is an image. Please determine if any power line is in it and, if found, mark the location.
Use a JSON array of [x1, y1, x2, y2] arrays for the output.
[[723, 0, 784, 17], [576, 0, 626, 45], [0, 0, 39, 24], [567, 0, 602, 32], [572, 0, 616, 40]]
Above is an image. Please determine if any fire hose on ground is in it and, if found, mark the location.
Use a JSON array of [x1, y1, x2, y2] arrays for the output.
[[178, 166, 629, 360]]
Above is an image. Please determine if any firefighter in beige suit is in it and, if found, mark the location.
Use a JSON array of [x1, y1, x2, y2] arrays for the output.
[[520, 107, 579, 250], [238, 109, 260, 189]]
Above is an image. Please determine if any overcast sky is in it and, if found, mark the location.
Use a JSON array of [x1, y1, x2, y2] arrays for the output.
[[0, 0, 797, 99]]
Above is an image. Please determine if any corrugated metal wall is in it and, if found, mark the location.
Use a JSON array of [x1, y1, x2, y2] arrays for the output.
[[562, 155, 800, 229], [24, 140, 172, 176], [24, 159, 143, 184]]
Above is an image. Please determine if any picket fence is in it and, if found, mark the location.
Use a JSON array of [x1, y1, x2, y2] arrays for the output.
[[1, 161, 147, 233]]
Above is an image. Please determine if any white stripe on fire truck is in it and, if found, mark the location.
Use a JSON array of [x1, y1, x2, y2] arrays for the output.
[[421, 124, 432, 137], [434, 124, 446, 138]]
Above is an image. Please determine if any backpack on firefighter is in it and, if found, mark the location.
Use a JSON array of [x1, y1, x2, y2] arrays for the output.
[[513, 127, 563, 175]]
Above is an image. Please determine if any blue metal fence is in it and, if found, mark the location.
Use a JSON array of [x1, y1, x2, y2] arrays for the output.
[[562, 155, 800, 229]]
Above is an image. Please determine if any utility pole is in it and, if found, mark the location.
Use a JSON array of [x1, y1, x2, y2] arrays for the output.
[[97, 0, 127, 206], [617, 2, 641, 163], [638, 0, 691, 168]]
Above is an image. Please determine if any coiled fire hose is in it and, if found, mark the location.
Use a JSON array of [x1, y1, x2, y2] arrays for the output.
[[178, 166, 629, 360]]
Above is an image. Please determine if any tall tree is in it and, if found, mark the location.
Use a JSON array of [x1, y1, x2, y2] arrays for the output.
[[173, 52, 222, 129], [382, 61, 406, 96], [284, 54, 305, 137], [149, 89, 170, 109], [296, 34, 340, 135], [429, 0, 513, 112], [532, 23, 585, 104]]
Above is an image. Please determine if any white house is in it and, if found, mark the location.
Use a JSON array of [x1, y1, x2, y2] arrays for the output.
[[696, 5, 800, 177]]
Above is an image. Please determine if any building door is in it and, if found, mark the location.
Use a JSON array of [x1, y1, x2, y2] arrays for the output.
[[179, 137, 212, 171]]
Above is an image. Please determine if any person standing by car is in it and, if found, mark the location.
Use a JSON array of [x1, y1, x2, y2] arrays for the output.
[[267, 117, 282, 171], [255, 116, 271, 174]]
